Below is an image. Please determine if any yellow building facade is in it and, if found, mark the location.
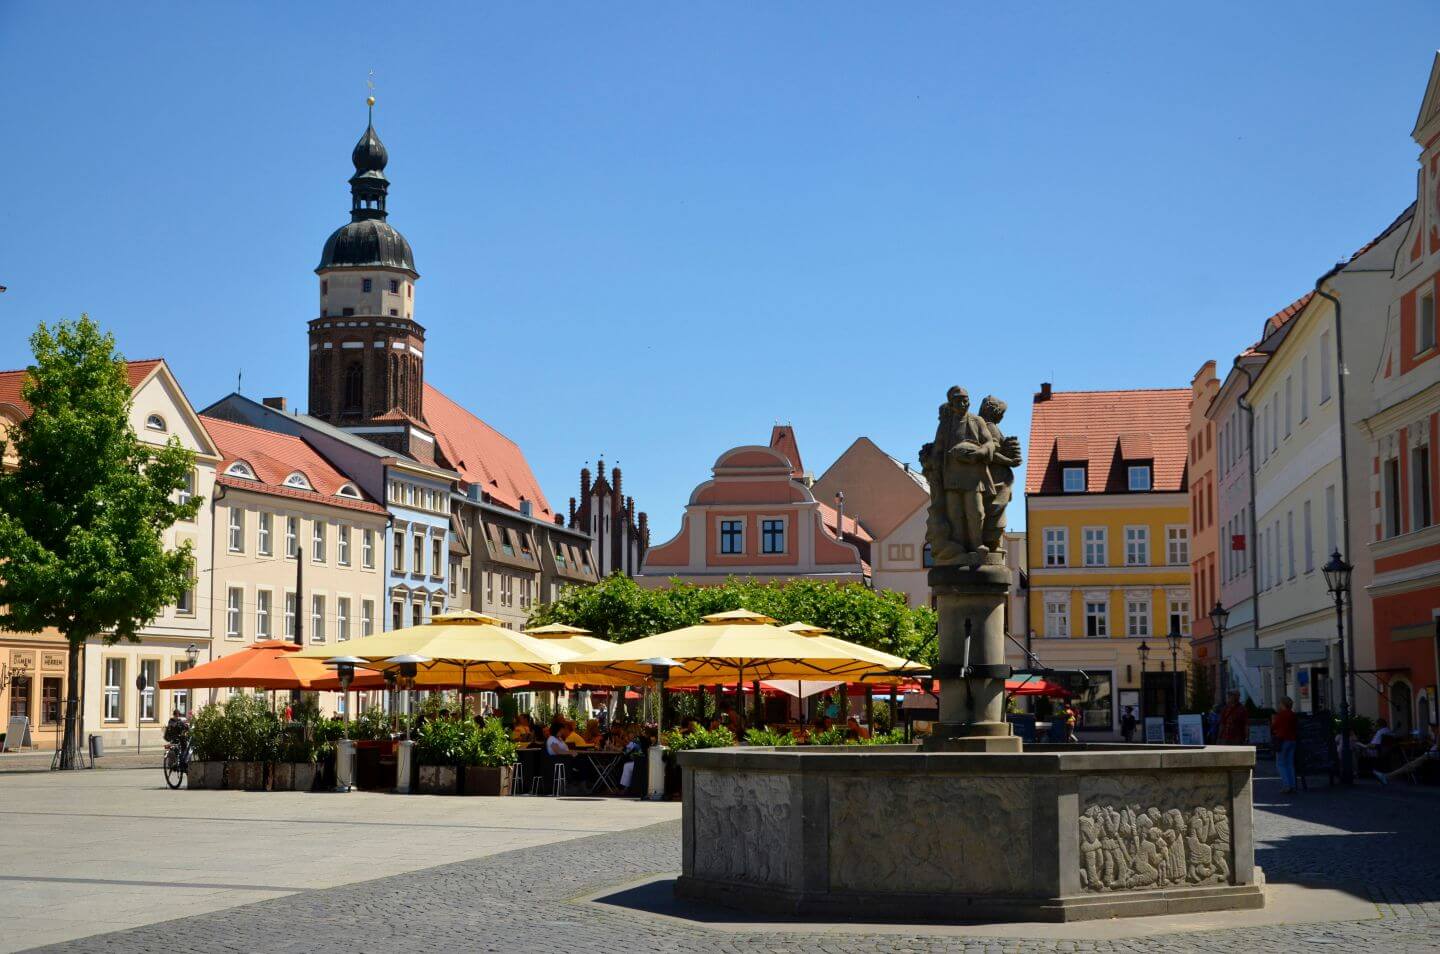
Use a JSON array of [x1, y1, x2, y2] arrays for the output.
[[1024, 385, 1194, 738]]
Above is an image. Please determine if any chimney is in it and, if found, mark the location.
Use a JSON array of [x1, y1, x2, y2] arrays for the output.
[[834, 491, 846, 538], [1035, 382, 1053, 403], [263, 396, 287, 411]]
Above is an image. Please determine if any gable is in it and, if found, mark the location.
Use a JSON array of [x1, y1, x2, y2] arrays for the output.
[[130, 364, 220, 461], [811, 437, 929, 540]]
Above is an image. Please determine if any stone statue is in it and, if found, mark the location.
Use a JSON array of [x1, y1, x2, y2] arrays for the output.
[[920, 386, 1021, 566]]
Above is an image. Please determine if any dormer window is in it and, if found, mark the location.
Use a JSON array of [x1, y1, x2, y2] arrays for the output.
[[336, 483, 361, 499], [1062, 467, 1086, 493], [145, 414, 166, 432], [1128, 465, 1152, 492], [226, 461, 257, 480], [284, 472, 313, 491]]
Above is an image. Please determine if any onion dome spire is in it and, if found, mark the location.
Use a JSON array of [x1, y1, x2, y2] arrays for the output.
[[316, 95, 416, 277], [349, 96, 390, 222]]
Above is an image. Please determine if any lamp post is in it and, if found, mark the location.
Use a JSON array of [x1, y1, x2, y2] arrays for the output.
[[1208, 602, 1230, 707], [1167, 626, 1183, 724], [1137, 641, 1150, 723], [182, 643, 199, 715], [1322, 550, 1354, 784]]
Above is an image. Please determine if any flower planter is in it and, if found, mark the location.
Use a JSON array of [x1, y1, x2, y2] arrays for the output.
[[417, 764, 459, 795], [188, 760, 223, 789], [462, 765, 514, 796], [229, 761, 267, 791], [272, 762, 319, 792]]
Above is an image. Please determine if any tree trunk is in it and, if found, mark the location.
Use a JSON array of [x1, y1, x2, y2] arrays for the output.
[[58, 638, 82, 770]]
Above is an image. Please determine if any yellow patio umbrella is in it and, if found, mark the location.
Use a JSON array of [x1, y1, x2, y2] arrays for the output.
[[557, 609, 919, 688], [297, 609, 578, 687], [524, 622, 617, 655], [778, 621, 923, 676]]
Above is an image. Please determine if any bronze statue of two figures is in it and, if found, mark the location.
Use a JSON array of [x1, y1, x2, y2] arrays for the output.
[[919, 385, 1023, 751], [919, 385, 1019, 567]]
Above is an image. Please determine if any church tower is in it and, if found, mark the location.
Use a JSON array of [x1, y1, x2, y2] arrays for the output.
[[308, 98, 426, 445]]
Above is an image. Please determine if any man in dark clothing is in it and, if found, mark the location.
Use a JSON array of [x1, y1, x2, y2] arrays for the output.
[[1217, 691, 1249, 745], [1120, 706, 1138, 743]]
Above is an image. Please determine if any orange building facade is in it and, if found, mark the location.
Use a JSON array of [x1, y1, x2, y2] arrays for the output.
[[638, 426, 870, 586]]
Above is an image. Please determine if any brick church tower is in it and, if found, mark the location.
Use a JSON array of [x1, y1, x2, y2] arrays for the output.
[[307, 99, 430, 457]]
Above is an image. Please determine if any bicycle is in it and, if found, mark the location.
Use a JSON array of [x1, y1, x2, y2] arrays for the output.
[[163, 737, 190, 789]]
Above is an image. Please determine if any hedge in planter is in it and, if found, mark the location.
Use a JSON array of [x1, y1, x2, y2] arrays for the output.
[[464, 717, 519, 796]]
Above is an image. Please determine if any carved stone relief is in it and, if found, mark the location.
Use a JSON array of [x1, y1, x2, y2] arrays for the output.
[[1078, 773, 1234, 893], [690, 770, 793, 886], [828, 776, 1033, 895]]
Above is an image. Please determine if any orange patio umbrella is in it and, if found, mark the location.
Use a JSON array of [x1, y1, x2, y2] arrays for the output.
[[159, 641, 386, 692]]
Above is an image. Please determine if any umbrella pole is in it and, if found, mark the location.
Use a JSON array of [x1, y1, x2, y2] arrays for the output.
[[865, 685, 874, 735], [751, 680, 762, 729], [735, 666, 744, 731]]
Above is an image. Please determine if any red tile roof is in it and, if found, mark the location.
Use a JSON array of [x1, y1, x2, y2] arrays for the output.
[[1263, 292, 1314, 336], [0, 358, 163, 415], [1026, 388, 1191, 495], [816, 500, 873, 543], [202, 415, 387, 515], [423, 383, 553, 520]]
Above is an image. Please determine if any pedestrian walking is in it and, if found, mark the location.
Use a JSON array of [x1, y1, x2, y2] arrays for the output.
[[1271, 696, 1299, 794]]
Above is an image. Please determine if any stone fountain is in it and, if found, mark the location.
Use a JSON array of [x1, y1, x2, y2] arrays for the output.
[[675, 386, 1263, 922]]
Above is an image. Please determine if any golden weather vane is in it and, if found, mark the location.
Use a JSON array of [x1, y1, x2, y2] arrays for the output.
[[367, 70, 376, 109]]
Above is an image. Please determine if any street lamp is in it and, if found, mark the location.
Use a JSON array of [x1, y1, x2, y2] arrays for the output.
[[641, 657, 680, 803], [184, 643, 199, 669], [1208, 602, 1229, 706], [1167, 626, 1183, 722], [1322, 549, 1354, 784], [1137, 641, 1150, 722]]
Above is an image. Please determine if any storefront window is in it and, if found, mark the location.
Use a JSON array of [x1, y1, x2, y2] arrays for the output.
[[10, 676, 31, 719], [41, 677, 61, 724], [1075, 671, 1114, 731]]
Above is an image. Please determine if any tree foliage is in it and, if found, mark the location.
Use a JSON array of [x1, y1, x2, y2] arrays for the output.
[[0, 317, 201, 646], [529, 574, 937, 665]]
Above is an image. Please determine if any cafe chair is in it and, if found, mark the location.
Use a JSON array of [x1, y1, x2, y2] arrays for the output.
[[550, 762, 567, 797]]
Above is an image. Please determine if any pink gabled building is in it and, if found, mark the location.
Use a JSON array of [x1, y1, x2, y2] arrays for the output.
[[637, 425, 871, 587]]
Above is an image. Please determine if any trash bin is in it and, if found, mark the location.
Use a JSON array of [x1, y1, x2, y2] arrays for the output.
[[88, 734, 104, 759]]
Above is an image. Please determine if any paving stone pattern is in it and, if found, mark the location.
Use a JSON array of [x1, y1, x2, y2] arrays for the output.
[[33, 773, 1440, 953]]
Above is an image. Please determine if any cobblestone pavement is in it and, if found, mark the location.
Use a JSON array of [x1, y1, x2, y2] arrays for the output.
[[32, 770, 1440, 953]]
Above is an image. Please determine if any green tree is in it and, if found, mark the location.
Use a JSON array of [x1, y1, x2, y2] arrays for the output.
[[529, 573, 937, 664], [0, 317, 200, 768]]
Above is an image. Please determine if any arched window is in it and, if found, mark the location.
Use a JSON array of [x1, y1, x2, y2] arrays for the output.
[[284, 472, 313, 491], [145, 414, 166, 431], [336, 483, 361, 499], [342, 363, 363, 412], [226, 461, 256, 479]]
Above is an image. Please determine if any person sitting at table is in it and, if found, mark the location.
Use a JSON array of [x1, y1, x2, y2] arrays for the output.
[[563, 719, 591, 748], [1358, 719, 1393, 757], [1375, 724, 1439, 784], [546, 720, 572, 756], [677, 715, 697, 735], [511, 713, 534, 743], [846, 717, 870, 741], [582, 719, 602, 746]]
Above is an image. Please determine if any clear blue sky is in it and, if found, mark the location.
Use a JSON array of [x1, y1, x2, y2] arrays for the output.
[[2, 3, 1437, 540]]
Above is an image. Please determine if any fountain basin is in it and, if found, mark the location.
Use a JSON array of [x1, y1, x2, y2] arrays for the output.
[[676, 744, 1263, 923]]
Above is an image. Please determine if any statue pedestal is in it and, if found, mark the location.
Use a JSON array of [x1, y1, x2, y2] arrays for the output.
[[922, 562, 1020, 753]]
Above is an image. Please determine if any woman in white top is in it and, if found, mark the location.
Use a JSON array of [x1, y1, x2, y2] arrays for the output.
[[545, 721, 572, 756]]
